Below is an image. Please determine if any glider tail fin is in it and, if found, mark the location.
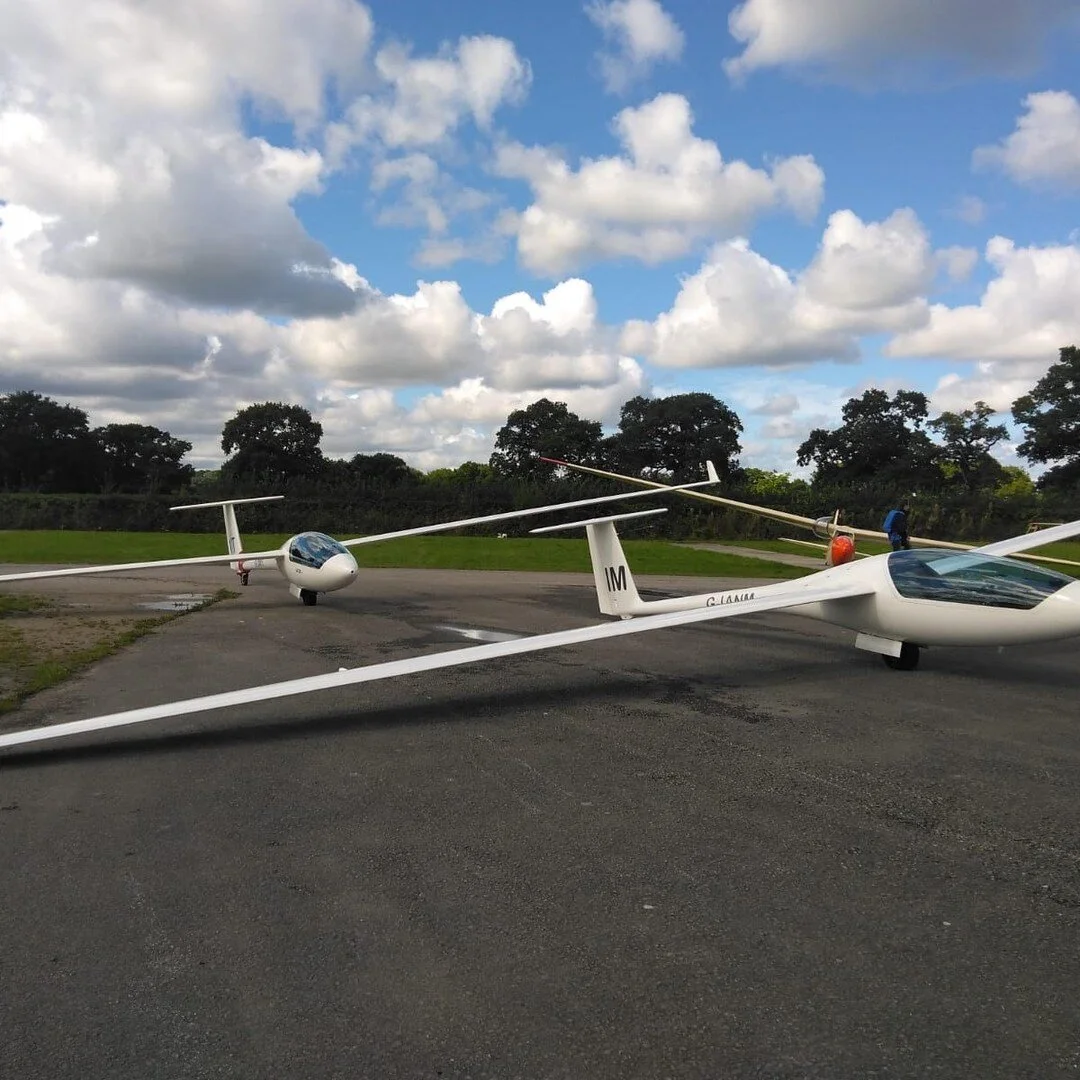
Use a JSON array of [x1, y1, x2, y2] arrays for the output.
[[531, 508, 661, 617], [585, 520, 645, 617], [169, 495, 285, 571]]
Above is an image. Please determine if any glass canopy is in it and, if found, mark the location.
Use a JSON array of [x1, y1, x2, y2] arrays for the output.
[[887, 549, 1072, 611], [288, 532, 349, 570]]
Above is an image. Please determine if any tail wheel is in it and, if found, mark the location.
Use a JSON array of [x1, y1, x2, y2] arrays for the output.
[[883, 643, 920, 671], [300, 588, 318, 607]]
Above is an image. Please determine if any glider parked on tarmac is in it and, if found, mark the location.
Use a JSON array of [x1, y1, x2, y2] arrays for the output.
[[0, 483, 716, 607], [538, 457, 1080, 571], [2, 509, 1079, 752]]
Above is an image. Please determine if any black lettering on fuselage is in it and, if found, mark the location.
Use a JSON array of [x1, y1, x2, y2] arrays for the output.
[[604, 565, 628, 592], [706, 591, 756, 607]]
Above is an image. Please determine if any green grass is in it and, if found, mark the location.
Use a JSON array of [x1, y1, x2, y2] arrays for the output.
[[0, 588, 238, 715], [0, 530, 292, 563], [0, 530, 809, 580], [0, 593, 52, 616]]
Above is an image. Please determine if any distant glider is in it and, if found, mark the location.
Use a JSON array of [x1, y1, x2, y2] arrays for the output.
[[539, 457, 1080, 572], [0, 482, 716, 607]]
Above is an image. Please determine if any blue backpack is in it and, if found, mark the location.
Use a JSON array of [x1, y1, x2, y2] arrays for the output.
[[882, 509, 901, 533]]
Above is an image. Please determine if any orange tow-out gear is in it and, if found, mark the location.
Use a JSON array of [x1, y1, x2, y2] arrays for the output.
[[828, 534, 856, 566]]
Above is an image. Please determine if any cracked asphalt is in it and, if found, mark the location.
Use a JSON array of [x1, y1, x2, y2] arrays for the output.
[[1, 565, 1079, 1079]]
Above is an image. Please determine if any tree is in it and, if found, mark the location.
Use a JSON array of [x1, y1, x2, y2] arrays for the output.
[[1012, 346, 1080, 489], [489, 399, 604, 479], [347, 453, 419, 487], [606, 393, 743, 481], [0, 391, 96, 492], [740, 468, 811, 504], [797, 389, 940, 491], [93, 423, 194, 494], [221, 402, 324, 485], [927, 401, 1007, 494], [994, 465, 1036, 500]]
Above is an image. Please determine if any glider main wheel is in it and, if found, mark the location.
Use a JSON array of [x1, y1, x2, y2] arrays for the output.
[[883, 643, 920, 671], [240, 571, 250, 586], [300, 588, 318, 607]]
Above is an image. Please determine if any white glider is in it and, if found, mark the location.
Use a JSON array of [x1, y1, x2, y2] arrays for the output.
[[2, 511, 1079, 752], [0, 481, 715, 607], [539, 457, 1080, 571]]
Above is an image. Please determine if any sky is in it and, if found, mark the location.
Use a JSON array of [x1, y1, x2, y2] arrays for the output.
[[2, 0, 1079, 474]]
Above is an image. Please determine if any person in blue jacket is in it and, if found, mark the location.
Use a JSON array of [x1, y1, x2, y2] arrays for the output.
[[882, 505, 911, 550]]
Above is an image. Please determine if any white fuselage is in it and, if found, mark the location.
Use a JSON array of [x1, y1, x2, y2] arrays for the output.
[[633, 554, 1080, 649], [235, 533, 359, 595]]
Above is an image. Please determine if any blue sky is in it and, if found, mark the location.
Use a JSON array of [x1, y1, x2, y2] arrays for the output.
[[2, 0, 1079, 470]]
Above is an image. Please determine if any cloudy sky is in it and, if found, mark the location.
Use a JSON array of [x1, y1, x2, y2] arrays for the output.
[[2, 0, 1079, 472]]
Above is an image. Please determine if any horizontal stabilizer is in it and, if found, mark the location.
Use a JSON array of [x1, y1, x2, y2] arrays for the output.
[[529, 508, 668, 534], [170, 495, 285, 511]]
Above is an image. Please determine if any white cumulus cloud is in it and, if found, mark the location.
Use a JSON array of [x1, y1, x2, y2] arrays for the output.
[[622, 208, 937, 370], [495, 93, 824, 275], [586, 0, 685, 93], [886, 236, 1080, 367], [724, 0, 1080, 84], [973, 90, 1080, 191]]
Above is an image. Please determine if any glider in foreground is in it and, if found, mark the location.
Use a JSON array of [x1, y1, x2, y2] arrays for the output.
[[0, 481, 714, 607], [539, 458, 1080, 571], [532, 507, 1080, 670], [3, 512, 1079, 752]]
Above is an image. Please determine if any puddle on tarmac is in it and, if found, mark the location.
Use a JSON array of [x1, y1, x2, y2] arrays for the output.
[[433, 624, 524, 643], [137, 593, 213, 612]]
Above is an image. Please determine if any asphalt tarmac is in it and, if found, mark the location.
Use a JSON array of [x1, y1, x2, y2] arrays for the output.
[[2, 565, 1079, 1079]]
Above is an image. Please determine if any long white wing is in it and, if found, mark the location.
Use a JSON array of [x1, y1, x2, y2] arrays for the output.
[[0, 548, 284, 584], [0, 482, 715, 583], [973, 517, 1080, 559], [541, 458, 1080, 569], [0, 576, 871, 751], [337, 480, 717, 547]]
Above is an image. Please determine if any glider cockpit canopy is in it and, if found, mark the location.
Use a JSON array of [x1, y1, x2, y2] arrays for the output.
[[887, 549, 1073, 611], [288, 532, 350, 570]]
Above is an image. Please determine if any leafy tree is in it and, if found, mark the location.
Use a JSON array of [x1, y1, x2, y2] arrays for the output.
[[490, 398, 604, 479], [740, 468, 810, 503], [347, 453, 419, 487], [1012, 345, 1080, 489], [927, 401, 1007, 494], [221, 402, 324, 485], [93, 423, 194, 494], [797, 389, 940, 491], [426, 462, 495, 485], [0, 390, 96, 492], [606, 393, 743, 481], [994, 465, 1036, 500]]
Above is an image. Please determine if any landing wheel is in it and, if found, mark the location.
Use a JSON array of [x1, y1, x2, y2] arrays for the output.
[[883, 643, 920, 671], [300, 588, 318, 607], [239, 571, 250, 586]]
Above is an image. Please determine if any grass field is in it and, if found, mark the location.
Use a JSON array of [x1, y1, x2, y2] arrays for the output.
[[0, 530, 811, 580], [2, 528, 1076, 579], [713, 535, 1080, 571]]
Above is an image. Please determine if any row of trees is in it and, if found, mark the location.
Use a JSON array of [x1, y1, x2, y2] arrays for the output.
[[0, 392, 194, 494], [2, 346, 1077, 540]]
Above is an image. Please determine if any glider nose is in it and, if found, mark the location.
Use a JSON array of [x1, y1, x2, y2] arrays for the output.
[[1042, 579, 1080, 641], [323, 551, 359, 592]]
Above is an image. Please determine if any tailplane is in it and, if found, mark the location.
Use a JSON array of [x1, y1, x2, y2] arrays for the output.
[[531, 508, 662, 617], [169, 495, 285, 580]]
